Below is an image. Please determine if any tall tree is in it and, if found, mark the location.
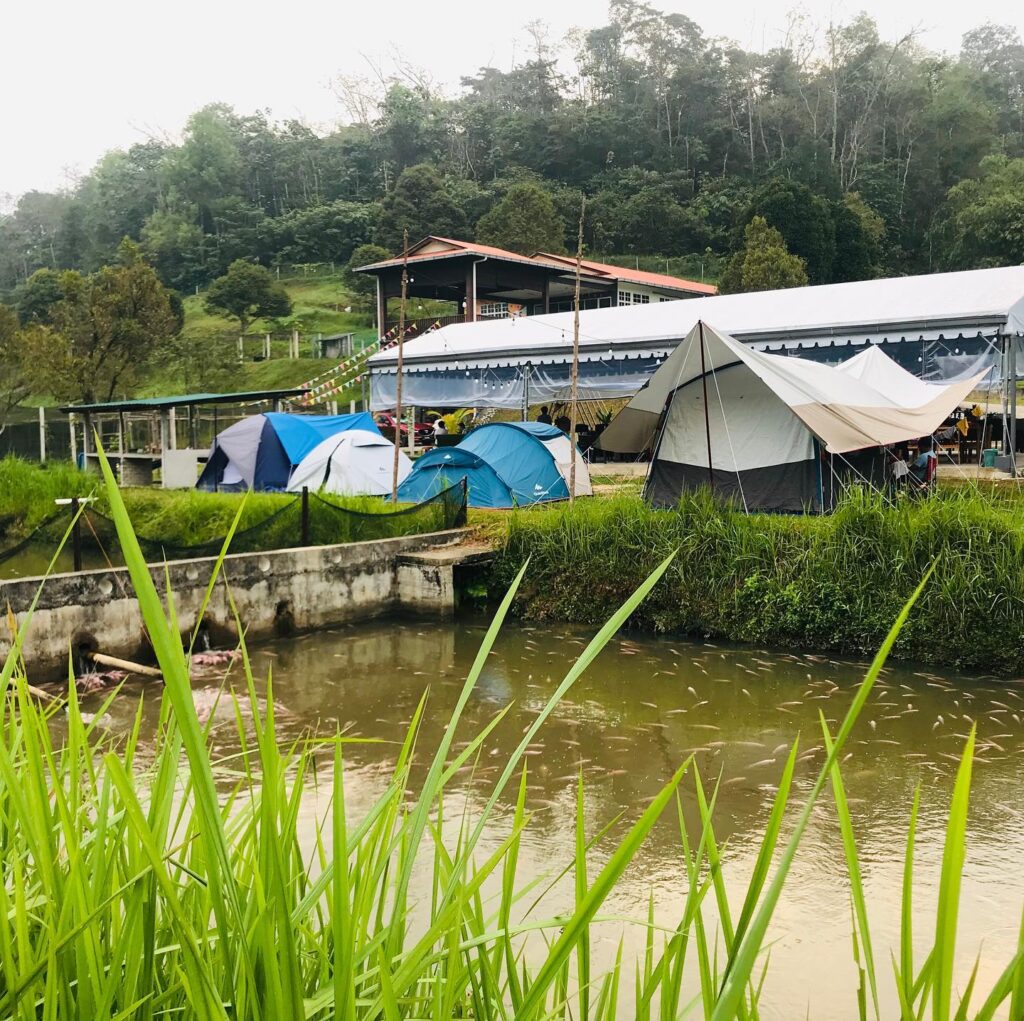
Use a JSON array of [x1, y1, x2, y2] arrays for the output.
[[204, 259, 292, 334], [23, 241, 178, 403], [376, 164, 467, 251], [475, 182, 565, 254], [720, 217, 809, 293], [931, 155, 1024, 268], [746, 178, 836, 284], [0, 304, 34, 433]]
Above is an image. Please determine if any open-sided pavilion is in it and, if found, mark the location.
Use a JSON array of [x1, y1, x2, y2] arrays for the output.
[[59, 388, 307, 487]]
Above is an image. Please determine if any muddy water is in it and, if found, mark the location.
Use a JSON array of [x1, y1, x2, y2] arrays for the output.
[[85, 617, 1024, 1019]]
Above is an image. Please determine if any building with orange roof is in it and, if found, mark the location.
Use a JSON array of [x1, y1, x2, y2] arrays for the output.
[[355, 236, 715, 340]]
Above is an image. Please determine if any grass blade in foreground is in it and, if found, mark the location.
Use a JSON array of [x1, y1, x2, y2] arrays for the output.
[[712, 566, 936, 1021]]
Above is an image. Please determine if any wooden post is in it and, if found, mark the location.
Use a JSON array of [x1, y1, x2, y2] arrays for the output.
[[301, 486, 310, 545], [698, 321, 714, 492], [69, 413, 78, 466], [38, 406, 46, 462], [238, 335, 244, 362], [376, 277, 387, 341], [569, 197, 585, 504], [70, 497, 82, 572], [350, 399, 356, 414], [264, 333, 271, 360], [408, 405, 416, 452], [117, 411, 125, 485], [392, 229, 409, 501]]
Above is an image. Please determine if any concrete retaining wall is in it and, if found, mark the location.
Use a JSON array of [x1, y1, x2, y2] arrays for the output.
[[0, 529, 467, 680]]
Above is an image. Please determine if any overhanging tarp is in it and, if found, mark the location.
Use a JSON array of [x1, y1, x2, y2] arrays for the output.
[[602, 321, 985, 456], [368, 266, 1024, 409]]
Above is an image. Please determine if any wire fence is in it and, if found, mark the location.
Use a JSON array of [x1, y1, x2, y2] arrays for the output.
[[0, 482, 467, 577]]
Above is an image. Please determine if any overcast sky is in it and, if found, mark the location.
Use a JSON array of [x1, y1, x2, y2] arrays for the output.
[[3, 0, 1022, 200]]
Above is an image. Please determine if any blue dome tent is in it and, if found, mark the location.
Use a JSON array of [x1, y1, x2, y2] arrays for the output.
[[396, 421, 591, 509], [197, 411, 381, 491]]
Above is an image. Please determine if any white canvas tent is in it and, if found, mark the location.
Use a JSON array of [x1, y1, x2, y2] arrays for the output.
[[287, 430, 412, 496], [599, 322, 986, 513]]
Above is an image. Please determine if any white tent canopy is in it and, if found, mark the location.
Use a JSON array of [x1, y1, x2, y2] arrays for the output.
[[602, 322, 985, 512], [287, 430, 412, 496], [368, 267, 1024, 410]]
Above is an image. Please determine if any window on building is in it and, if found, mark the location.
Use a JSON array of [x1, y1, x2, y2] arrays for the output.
[[479, 302, 509, 318]]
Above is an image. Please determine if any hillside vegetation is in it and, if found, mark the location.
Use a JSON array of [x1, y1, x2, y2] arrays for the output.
[[141, 273, 377, 397]]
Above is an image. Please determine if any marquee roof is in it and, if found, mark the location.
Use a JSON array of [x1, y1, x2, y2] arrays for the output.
[[368, 266, 1024, 374]]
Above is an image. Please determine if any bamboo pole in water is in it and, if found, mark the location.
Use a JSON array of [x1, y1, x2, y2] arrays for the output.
[[87, 651, 163, 679], [392, 228, 409, 501], [569, 198, 585, 503]]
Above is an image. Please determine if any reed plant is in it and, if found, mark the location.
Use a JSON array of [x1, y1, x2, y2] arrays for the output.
[[493, 487, 1024, 674], [1, 459, 1023, 1019]]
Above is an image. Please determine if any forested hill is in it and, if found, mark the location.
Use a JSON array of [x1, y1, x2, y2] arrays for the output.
[[2, 2, 1024, 299]]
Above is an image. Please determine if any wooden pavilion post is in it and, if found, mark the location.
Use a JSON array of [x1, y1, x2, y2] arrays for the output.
[[569, 197, 585, 504], [391, 229, 409, 501]]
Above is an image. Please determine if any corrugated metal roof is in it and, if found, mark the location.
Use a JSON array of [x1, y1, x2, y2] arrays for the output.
[[59, 388, 308, 414], [355, 236, 716, 294], [534, 252, 716, 294]]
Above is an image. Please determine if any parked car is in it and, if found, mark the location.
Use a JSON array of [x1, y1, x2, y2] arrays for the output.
[[373, 412, 434, 446]]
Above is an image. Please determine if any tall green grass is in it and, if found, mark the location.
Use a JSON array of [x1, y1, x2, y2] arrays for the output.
[[493, 488, 1024, 674], [0, 464, 1019, 1019], [1, 461, 1023, 1018], [0, 457, 458, 557]]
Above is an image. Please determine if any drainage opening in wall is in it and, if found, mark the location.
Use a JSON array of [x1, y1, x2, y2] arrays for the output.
[[274, 599, 296, 637]]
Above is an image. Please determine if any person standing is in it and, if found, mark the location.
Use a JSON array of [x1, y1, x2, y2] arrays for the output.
[[537, 406, 552, 425]]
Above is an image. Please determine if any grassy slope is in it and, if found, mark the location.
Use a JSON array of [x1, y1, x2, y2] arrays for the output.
[[141, 274, 378, 397]]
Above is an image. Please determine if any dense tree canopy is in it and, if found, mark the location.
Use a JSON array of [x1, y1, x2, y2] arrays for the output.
[[22, 241, 179, 404], [475, 182, 566, 254], [204, 260, 292, 334], [719, 217, 808, 293], [2, 6, 1023, 297]]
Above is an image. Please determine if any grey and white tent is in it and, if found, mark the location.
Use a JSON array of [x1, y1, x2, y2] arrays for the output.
[[599, 322, 985, 513], [287, 430, 412, 496]]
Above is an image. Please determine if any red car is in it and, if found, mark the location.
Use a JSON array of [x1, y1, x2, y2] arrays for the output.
[[374, 412, 434, 446]]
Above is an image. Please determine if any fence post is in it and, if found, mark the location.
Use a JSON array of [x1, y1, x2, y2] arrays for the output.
[[264, 333, 271, 360], [238, 335, 244, 362], [455, 479, 468, 528], [301, 487, 310, 545], [38, 406, 46, 462], [71, 497, 82, 572]]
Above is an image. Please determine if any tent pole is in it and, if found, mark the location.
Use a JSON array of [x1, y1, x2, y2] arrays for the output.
[[392, 229, 409, 502], [698, 321, 714, 492], [1009, 333, 1018, 476], [569, 197, 585, 503]]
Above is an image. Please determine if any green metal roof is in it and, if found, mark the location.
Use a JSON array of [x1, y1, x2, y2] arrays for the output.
[[59, 388, 308, 415]]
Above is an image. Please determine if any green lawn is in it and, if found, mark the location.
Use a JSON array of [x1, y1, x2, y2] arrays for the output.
[[140, 273, 377, 398]]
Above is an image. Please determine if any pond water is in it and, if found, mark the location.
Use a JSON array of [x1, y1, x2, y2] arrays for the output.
[[82, 615, 1024, 1020]]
